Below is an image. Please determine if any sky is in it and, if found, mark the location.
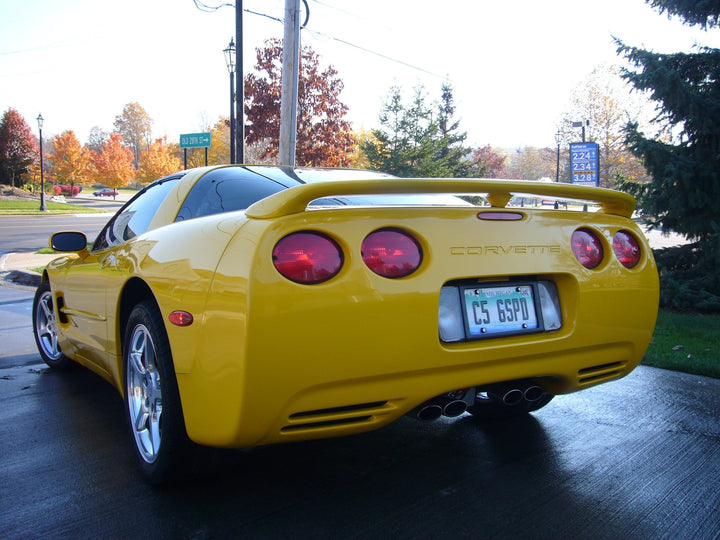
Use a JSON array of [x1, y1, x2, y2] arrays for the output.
[[2, 0, 720, 151]]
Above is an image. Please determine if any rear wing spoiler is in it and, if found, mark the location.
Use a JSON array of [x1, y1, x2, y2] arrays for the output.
[[245, 178, 636, 220]]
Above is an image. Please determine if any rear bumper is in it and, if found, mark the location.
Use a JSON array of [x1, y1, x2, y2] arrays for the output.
[[177, 278, 657, 447], [175, 206, 659, 447]]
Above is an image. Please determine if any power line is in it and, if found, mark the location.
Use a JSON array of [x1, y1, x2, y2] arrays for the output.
[[307, 0, 392, 32], [192, 0, 233, 12], [244, 8, 282, 24], [192, 1, 442, 78], [303, 27, 444, 79]]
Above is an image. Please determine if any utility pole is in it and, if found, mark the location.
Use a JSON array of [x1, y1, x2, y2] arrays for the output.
[[236, 0, 244, 164], [279, 0, 301, 166]]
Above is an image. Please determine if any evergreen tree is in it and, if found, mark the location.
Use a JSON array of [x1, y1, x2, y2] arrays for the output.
[[617, 0, 720, 310], [361, 84, 471, 177], [436, 82, 472, 177]]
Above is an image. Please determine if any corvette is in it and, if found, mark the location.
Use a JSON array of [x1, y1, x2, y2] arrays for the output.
[[32, 165, 659, 483]]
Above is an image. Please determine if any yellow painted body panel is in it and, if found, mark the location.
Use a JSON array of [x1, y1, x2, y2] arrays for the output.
[[175, 206, 658, 447], [45, 169, 659, 449]]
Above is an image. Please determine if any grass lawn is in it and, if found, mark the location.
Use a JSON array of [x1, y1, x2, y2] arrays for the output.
[[643, 309, 720, 379], [0, 200, 105, 215]]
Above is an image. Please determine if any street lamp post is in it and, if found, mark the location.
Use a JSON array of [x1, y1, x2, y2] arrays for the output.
[[224, 39, 237, 164], [37, 114, 47, 212]]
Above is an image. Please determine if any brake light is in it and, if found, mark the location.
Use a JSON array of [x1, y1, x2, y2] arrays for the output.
[[571, 228, 603, 269], [361, 228, 422, 278], [273, 232, 343, 284], [613, 230, 641, 268]]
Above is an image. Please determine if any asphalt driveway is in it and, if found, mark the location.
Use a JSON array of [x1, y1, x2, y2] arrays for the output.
[[1, 282, 719, 538]]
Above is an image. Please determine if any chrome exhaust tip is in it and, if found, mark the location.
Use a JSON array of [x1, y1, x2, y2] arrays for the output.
[[501, 388, 524, 406], [442, 400, 468, 418], [415, 404, 443, 421], [524, 385, 544, 402]]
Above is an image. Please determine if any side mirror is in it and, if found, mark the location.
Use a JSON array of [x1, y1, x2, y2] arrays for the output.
[[50, 231, 88, 254]]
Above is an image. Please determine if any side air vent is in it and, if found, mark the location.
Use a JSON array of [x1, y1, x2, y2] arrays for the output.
[[55, 296, 69, 324], [282, 401, 390, 433], [578, 362, 626, 385]]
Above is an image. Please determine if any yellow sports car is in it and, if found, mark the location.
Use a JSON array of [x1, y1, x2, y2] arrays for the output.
[[32, 165, 659, 483]]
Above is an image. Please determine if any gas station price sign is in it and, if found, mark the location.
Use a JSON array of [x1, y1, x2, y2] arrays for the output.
[[570, 142, 599, 187]]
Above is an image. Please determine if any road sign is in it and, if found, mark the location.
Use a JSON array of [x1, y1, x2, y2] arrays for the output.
[[179, 132, 212, 148], [570, 142, 599, 187]]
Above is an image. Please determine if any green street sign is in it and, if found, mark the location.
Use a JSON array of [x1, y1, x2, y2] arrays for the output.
[[180, 132, 212, 148]]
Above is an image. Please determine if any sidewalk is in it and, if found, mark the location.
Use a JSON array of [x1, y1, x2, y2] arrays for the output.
[[0, 252, 59, 287]]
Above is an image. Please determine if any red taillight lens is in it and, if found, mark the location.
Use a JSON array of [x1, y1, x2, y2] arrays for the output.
[[571, 228, 604, 269], [613, 230, 641, 268], [273, 232, 343, 284], [361, 228, 422, 278]]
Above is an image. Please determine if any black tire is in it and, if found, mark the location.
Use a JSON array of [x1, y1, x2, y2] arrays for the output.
[[123, 301, 191, 484], [467, 391, 554, 420], [32, 280, 72, 370]]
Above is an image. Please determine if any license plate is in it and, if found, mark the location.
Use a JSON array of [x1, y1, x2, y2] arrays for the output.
[[461, 284, 540, 338]]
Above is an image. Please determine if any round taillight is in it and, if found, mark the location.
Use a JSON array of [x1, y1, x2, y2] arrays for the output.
[[273, 232, 343, 284], [361, 228, 422, 278], [613, 230, 641, 268], [571, 228, 604, 269]]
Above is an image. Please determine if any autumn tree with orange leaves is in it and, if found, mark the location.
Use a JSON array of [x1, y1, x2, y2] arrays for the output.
[[138, 137, 182, 184], [91, 132, 135, 191], [114, 102, 153, 165], [244, 39, 355, 167], [49, 130, 92, 192]]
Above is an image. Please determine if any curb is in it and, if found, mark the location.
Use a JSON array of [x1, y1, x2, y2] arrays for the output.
[[1, 270, 41, 288]]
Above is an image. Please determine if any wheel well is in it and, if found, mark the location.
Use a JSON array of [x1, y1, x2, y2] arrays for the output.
[[119, 278, 158, 348]]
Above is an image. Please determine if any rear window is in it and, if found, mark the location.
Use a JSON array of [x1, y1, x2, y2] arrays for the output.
[[175, 168, 288, 221]]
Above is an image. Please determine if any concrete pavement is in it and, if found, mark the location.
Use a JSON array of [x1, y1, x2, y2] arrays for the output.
[[1, 312, 719, 537], [0, 251, 58, 287]]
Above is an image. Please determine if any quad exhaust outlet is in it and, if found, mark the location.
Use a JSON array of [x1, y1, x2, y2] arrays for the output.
[[410, 381, 546, 421]]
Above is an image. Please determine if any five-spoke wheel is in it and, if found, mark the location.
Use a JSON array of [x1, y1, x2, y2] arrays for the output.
[[124, 301, 189, 484], [126, 323, 163, 464], [32, 280, 70, 369]]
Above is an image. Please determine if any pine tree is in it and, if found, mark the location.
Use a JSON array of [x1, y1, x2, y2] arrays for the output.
[[436, 82, 472, 177], [360, 84, 472, 178], [617, 0, 720, 310]]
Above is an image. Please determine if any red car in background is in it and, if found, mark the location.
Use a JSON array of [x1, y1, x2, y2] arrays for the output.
[[93, 187, 119, 197]]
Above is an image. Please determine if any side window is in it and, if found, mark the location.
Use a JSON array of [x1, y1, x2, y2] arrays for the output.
[[93, 178, 179, 251], [175, 168, 287, 221]]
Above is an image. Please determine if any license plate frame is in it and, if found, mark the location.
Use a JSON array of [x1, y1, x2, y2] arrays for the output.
[[459, 282, 544, 340]]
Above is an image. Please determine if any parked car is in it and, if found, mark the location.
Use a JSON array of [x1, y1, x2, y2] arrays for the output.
[[93, 187, 119, 197], [33, 165, 659, 483]]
